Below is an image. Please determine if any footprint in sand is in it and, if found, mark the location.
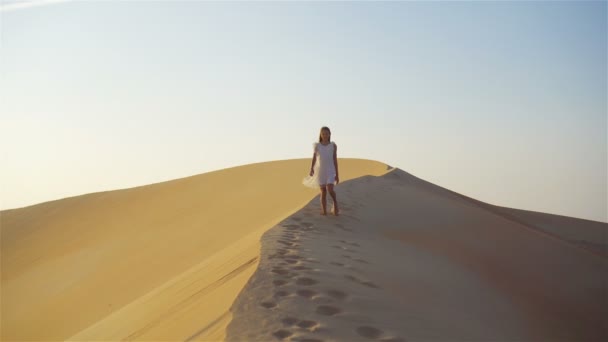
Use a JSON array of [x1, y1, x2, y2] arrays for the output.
[[315, 305, 341, 316], [361, 281, 380, 289], [292, 217, 302, 222], [281, 317, 299, 326], [303, 257, 321, 264], [296, 320, 319, 330], [330, 261, 345, 267], [344, 274, 359, 282], [333, 223, 353, 232], [293, 265, 311, 271], [356, 326, 383, 339], [275, 290, 290, 297], [345, 265, 362, 273], [273, 279, 288, 286], [295, 277, 318, 286], [344, 274, 380, 289], [272, 329, 293, 339], [353, 258, 369, 264], [260, 301, 277, 309], [272, 268, 289, 275], [296, 289, 318, 299], [326, 289, 348, 300]]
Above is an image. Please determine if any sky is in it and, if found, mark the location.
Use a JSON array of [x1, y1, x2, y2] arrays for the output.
[[1, 0, 606, 223]]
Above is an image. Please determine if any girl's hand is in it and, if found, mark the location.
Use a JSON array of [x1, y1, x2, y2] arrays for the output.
[[335, 175, 340, 184], [310, 169, 314, 177]]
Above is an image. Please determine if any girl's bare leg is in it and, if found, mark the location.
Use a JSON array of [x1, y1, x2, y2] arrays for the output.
[[319, 186, 327, 215], [327, 184, 339, 216]]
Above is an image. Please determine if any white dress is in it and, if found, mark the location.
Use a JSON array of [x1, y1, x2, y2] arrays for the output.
[[302, 141, 337, 188]]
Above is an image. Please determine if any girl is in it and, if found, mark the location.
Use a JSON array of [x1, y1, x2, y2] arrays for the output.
[[302, 126, 340, 216]]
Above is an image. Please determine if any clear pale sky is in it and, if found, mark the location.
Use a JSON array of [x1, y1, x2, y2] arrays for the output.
[[1, 0, 606, 223]]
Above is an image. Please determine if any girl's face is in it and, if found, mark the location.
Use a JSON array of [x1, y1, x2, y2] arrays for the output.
[[321, 129, 330, 141]]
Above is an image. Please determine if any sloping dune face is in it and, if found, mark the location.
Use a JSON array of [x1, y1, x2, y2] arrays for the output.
[[1, 158, 389, 341], [226, 168, 608, 341]]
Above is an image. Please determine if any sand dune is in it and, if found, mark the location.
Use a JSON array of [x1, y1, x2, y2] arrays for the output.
[[2, 159, 606, 341], [226, 168, 608, 341], [1, 158, 389, 341]]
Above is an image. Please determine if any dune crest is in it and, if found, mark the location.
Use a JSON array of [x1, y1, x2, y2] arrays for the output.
[[226, 168, 608, 341], [1, 158, 389, 341], [2, 160, 606, 341]]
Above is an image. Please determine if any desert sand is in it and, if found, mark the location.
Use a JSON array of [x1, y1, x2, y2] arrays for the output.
[[226, 168, 607, 341], [1, 159, 606, 341], [1, 158, 388, 341]]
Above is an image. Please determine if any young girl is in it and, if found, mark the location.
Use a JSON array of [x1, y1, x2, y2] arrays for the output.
[[302, 126, 340, 216]]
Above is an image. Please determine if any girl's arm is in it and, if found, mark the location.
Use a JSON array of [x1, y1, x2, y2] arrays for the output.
[[333, 143, 339, 181], [310, 145, 317, 175]]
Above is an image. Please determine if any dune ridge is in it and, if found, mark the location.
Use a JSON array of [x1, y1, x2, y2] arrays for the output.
[[226, 168, 608, 341], [2, 159, 606, 341], [1, 158, 390, 341]]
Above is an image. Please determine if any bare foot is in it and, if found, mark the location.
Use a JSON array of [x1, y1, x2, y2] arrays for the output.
[[332, 206, 340, 216], [320, 210, 327, 216]]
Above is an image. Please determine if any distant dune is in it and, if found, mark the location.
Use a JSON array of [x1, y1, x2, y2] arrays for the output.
[[1, 159, 606, 341]]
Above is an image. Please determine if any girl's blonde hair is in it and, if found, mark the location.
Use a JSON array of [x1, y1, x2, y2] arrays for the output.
[[318, 126, 331, 142]]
